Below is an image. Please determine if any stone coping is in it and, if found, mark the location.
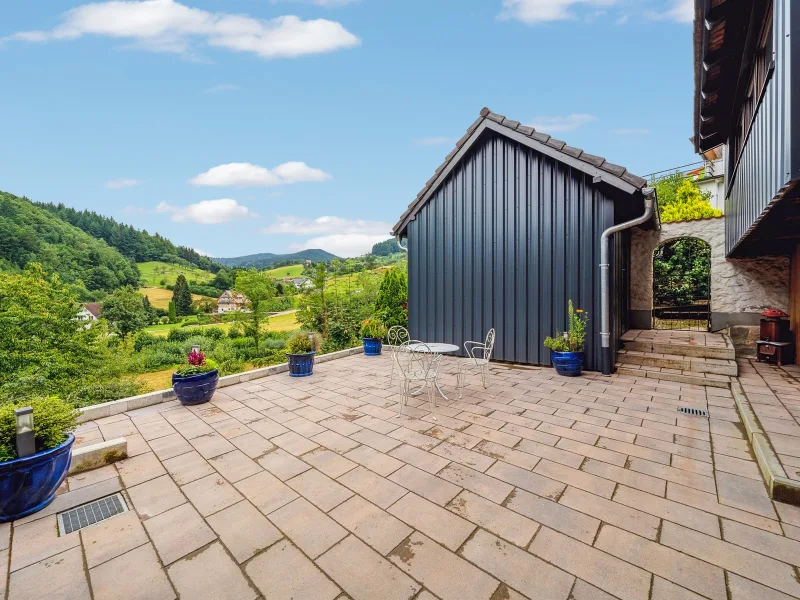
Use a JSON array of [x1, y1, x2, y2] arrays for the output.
[[77, 345, 365, 424], [731, 381, 800, 505]]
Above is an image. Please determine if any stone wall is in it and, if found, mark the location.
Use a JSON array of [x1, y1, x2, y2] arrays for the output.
[[629, 216, 789, 333]]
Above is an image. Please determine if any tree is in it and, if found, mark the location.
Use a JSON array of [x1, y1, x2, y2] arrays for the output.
[[375, 267, 408, 328], [142, 294, 156, 323], [0, 264, 105, 401], [364, 254, 377, 271], [297, 263, 329, 337], [101, 286, 150, 337], [172, 273, 193, 316], [653, 173, 722, 223], [193, 297, 218, 314], [168, 300, 176, 323], [234, 270, 275, 350]]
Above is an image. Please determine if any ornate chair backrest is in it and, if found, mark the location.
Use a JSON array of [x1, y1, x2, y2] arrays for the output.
[[480, 328, 496, 361], [387, 326, 410, 350], [394, 340, 430, 380]]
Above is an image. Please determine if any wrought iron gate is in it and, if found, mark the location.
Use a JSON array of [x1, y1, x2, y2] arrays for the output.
[[652, 238, 711, 331]]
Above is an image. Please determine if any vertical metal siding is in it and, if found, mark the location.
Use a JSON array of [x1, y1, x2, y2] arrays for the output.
[[407, 131, 616, 372], [726, 0, 795, 254]]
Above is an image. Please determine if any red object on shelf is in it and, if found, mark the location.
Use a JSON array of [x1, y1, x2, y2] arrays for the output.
[[761, 308, 789, 318]]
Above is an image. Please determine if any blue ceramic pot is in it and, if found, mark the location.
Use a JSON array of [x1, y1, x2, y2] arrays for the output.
[[172, 370, 219, 406], [551, 350, 584, 377], [362, 338, 383, 356], [0, 433, 74, 523], [287, 352, 316, 377]]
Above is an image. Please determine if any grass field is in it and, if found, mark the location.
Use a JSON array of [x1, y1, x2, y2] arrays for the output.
[[143, 310, 301, 337], [137, 261, 215, 287], [264, 264, 305, 278], [140, 287, 213, 310]]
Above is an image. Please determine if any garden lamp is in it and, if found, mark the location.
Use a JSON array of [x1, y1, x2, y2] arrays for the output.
[[308, 333, 314, 345], [192, 344, 201, 353], [14, 407, 35, 458]]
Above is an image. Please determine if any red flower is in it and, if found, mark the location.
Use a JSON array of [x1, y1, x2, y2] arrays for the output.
[[187, 349, 206, 366]]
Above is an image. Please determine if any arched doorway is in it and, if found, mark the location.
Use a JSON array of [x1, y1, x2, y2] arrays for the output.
[[652, 237, 711, 331]]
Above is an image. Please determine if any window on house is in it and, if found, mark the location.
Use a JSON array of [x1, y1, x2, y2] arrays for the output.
[[729, 4, 773, 169]]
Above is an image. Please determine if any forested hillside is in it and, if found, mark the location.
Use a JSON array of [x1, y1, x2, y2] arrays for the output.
[[0, 191, 139, 297], [36, 201, 220, 273]]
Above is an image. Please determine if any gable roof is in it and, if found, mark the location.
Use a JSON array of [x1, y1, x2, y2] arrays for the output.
[[83, 302, 102, 318], [393, 107, 648, 237]]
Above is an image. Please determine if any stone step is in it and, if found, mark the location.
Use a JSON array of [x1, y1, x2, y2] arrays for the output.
[[615, 362, 733, 389], [617, 349, 738, 376], [622, 336, 736, 360]]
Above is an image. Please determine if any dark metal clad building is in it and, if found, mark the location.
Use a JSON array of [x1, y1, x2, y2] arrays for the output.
[[393, 108, 653, 372]]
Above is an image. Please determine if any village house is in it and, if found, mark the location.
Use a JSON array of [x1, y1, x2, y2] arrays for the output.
[[217, 289, 247, 314], [76, 302, 101, 324]]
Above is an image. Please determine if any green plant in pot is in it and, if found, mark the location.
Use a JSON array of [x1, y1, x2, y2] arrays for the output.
[[286, 331, 322, 377], [172, 349, 219, 406], [0, 396, 79, 522], [544, 300, 589, 377], [360, 318, 388, 356]]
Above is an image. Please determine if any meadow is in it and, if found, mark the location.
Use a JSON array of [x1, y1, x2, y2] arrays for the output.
[[140, 286, 213, 310], [137, 261, 216, 287], [264, 264, 305, 278]]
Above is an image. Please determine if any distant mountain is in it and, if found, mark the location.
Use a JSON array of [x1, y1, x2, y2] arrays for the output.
[[0, 191, 139, 297], [214, 249, 338, 269]]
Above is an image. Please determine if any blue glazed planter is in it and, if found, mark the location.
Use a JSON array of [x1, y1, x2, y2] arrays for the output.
[[362, 338, 383, 356], [0, 433, 74, 523], [551, 350, 585, 377], [172, 370, 219, 406], [288, 352, 316, 377]]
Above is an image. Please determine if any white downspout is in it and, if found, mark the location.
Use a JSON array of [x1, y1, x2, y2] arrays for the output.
[[600, 187, 657, 376]]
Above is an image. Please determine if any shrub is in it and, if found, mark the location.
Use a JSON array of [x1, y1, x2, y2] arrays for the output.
[[175, 350, 219, 377], [227, 323, 245, 339], [375, 268, 408, 328], [286, 331, 322, 354], [0, 396, 79, 463], [67, 379, 147, 408], [133, 332, 158, 353]]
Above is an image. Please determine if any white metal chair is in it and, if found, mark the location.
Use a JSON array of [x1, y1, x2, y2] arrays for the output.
[[458, 328, 496, 399], [393, 341, 441, 419], [387, 325, 410, 388]]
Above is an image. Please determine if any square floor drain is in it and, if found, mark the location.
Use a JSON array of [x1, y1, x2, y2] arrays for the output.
[[677, 406, 709, 417], [57, 493, 128, 535]]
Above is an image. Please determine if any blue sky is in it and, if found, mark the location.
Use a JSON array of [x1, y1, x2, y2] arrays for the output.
[[0, 0, 695, 258]]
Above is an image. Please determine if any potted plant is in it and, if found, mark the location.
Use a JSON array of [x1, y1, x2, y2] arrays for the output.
[[286, 332, 322, 377], [360, 318, 388, 356], [172, 349, 219, 406], [544, 300, 589, 377], [0, 397, 78, 522]]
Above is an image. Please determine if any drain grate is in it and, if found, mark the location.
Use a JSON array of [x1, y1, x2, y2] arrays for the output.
[[677, 406, 709, 417], [57, 493, 128, 535]]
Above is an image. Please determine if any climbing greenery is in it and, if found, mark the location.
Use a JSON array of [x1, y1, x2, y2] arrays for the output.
[[653, 173, 722, 223]]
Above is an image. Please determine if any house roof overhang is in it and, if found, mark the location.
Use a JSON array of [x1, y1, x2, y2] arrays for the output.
[[392, 108, 648, 238], [693, 0, 769, 153]]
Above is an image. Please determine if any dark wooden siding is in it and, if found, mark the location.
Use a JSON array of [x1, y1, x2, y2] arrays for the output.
[[726, 0, 797, 255], [406, 131, 618, 372]]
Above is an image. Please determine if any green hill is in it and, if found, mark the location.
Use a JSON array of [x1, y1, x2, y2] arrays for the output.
[[36, 200, 220, 273], [264, 264, 305, 278], [0, 191, 139, 297], [215, 249, 337, 269], [138, 261, 216, 287]]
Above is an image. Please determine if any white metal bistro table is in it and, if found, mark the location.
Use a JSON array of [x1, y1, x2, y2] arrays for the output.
[[408, 342, 460, 401]]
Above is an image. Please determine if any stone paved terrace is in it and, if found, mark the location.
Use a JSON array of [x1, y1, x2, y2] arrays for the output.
[[4, 353, 800, 600], [739, 358, 800, 484]]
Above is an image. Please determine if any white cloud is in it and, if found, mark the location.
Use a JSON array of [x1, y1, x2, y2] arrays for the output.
[[611, 127, 652, 135], [660, 0, 693, 23], [203, 83, 239, 94], [190, 161, 332, 187], [528, 114, 598, 133], [500, 0, 620, 24], [106, 178, 140, 189], [293, 234, 390, 258], [415, 136, 455, 147], [156, 198, 255, 224], [264, 215, 393, 257], [193, 248, 211, 256], [5, 0, 361, 59], [271, 0, 360, 5]]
